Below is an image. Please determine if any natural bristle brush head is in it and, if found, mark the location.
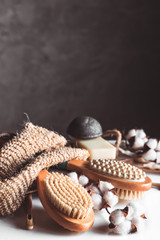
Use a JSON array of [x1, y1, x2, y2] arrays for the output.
[[89, 159, 152, 200], [44, 172, 93, 219], [37, 170, 94, 232], [90, 159, 146, 181]]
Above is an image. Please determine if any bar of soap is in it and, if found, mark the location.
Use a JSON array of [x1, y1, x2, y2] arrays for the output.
[[75, 137, 116, 160]]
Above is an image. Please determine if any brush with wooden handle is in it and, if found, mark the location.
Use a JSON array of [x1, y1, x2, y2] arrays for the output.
[[37, 170, 94, 232], [53, 158, 152, 200]]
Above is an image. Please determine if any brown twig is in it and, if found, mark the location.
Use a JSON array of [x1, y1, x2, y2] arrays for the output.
[[106, 207, 111, 215], [102, 129, 122, 157], [26, 194, 34, 230], [26, 188, 37, 195]]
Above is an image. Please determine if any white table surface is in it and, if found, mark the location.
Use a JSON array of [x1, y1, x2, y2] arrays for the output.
[[0, 172, 160, 240]]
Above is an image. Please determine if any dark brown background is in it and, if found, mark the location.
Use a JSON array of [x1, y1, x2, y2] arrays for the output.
[[0, 0, 160, 137]]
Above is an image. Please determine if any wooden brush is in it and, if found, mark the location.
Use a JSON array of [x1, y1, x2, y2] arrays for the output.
[[37, 170, 94, 232], [54, 159, 152, 200]]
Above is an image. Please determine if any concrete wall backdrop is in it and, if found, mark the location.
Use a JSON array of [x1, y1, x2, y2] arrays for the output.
[[0, 0, 160, 137]]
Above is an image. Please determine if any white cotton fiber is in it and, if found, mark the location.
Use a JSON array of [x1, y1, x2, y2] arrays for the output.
[[103, 191, 118, 208], [142, 149, 156, 161], [127, 201, 145, 218], [86, 183, 101, 194], [112, 220, 132, 235], [109, 209, 125, 225], [132, 137, 145, 150], [146, 138, 157, 150], [78, 175, 89, 186], [132, 217, 145, 232], [98, 181, 114, 194], [126, 129, 136, 140], [67, 172, 79, 183], [91, 193, 103, 210], [136, 129, 146, 139], [126, 205, 134, 220]]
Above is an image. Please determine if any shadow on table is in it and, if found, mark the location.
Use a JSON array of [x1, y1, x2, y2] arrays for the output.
[[0, 196, 109, 236], [31, 206, 78, 236], [0, 206, 83, 236], [91, 223, 109, 234]]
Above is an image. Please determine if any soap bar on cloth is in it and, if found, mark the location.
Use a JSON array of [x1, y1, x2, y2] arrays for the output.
[[75, 137, 116, 160]]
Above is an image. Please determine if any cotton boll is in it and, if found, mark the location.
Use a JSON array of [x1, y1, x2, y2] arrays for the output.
[[155, 140, 160, 151], [78, 175, 89, 186], [156, 151, 160, 164], [136, 129, 146, 139], [126, 129, 136, 140], [103, 191, 118, 208], [91, 193, 103, 210], [127, 202, 145, 218], [91, 186, 101, 195], [132, 217, 145, 232], [132, 137, 145, 150], [67, 172, 79, 183], [112, 220, 132, 235], [143, 137, 148, 144], [109, 209, 126, 225], [86, 183, 101, 194], [98, 181, 114, 194], [146, 138, 157, 150], [142, 149, 156, 161], [126, 205, 134, 220]]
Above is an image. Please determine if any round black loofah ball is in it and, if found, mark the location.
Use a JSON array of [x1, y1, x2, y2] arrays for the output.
[[67, 116, 103, 139]]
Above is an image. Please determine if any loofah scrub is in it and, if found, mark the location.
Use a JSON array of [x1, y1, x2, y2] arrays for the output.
[[44, 172, 93, 219], [0, 146, 89, 216], [0, 122, 67, 180]]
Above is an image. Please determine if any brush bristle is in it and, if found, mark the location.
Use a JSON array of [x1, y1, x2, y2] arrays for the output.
[[44, 172, 93, 219], [89, 159, 146, 181], [116, 189, 145, 200]]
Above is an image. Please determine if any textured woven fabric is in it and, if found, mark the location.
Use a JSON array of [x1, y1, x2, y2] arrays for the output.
[[0, 122, 67, 180], [0, 146, 89, 216]]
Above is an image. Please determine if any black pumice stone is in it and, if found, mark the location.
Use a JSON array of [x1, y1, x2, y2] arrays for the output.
[[67, 116, 103, 139]]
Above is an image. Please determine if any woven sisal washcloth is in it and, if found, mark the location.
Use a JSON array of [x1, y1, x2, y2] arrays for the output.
[[0, 146, 89, 216], [0, 122, 67, 180]]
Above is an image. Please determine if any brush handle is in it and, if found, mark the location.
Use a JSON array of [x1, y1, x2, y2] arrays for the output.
[[26, 194, 34, 230], [152, 182, 160, 189], [52, 161, 69, 170]]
